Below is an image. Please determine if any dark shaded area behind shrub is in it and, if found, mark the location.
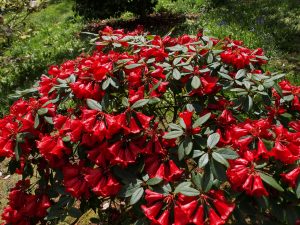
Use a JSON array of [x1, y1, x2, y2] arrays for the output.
[[74, 0, 158, 19]]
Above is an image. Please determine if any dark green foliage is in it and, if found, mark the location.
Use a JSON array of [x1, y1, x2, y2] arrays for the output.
[[74, 0, 158, 19]]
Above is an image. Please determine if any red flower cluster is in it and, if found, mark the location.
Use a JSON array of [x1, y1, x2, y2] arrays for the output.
[[141, 189, 235, 225], [1, 180, 50, 225], [1, 27, 300, 224], [220, 39, 267, 69]]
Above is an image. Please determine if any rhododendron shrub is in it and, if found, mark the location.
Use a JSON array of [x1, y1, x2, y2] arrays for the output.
[[1, 26, 300, 225]]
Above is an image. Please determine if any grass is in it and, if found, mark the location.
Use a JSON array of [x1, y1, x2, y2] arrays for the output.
[[0, 0, 89, 116]]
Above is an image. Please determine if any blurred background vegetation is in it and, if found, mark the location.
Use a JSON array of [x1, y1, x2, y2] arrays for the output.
[[0, 0, 299, 223]]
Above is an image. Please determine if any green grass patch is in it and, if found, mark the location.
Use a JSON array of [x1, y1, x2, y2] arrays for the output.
[[0, 0, 88, 116]]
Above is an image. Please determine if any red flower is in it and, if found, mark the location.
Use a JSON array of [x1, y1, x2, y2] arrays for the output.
[[220, 48, 251, 69], [108, 135, 146, 167], [37, 135, 71, 161], [84, 167, 121, 197], [190, 75, 220, 96], [289, 120, 300, 132], [0, 117, 18, 157], [141, 190, 174, 225], [145, 151, 183, 182], [87, 141, 109, 167], [281, 167, 300, 188], [70, 81, 105, 101], [1, 181, 51, 225], [227, 157, 268, 196], [270, 125, 300, 164], [175, 190, 235, 225], [179, 110, 201, 135], [218, 109, 236, 125], [63, 163, 90, 199]]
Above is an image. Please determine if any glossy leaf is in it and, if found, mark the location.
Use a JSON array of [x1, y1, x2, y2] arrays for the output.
[[259, 172, 284, 192], [207, 133, 220, 149], [130, 187, 144, 205], [131, 99, 149, 109], [163, 130, 183, 139], [198, 153, 209, 168], [86, 99, 102, 111]]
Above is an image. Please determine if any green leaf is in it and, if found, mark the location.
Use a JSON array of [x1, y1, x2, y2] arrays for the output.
[[211, 158, 227, 182], [202, 165, 213, 192], [37, 108, 48, 115], [14, 143, 21, 161], [146, 177, 163, 186], [68, 207, 82, 218], [256, 55, 268, 60], [263, 80, 275, 88], [198, 153, 209, 168], [173, 57, 182, 65], [163, 130, 183, 139], [258, 85, 264, 91], [266, 73, 285, 82], [191, 76, 201, 89], [296, 177, 300, 199], [247, 95, 253, 111], [131, 99, 149, 109], [217, 148, 239, 159], [44, 116, 54, 125], [176, 186, 200, 196], [207, 53, 213, 64], [212, 152, 229, 167], [122, 97, 129, 107], [45, 207, 61, 220], [149, 97, 160, 104], [230, 88, 247, 92], [183, 65, 194, 71], [168, 123, 183, 131], [102, 78, 111, 90], [192, 150, 205, 158], [125, 63, 143, 69], [183, 138, 193, 155], [34, 114, 39, 129], [235, 69, 246, 79], [62, 136, 71, 142], [207, 133, 220, 149], [173, 68, 181, 80], [179, 118, 186, 129], [174, 181, 192, 193], [199, 68, 211, 73], [273, 83, 283, 97], [186, 104, 195, 112], [130, 187, 144, 205], [218, 72, 233, 80], [283, 95, 294, 102], [167, 45, 184, 52], [191, 172, 202, 190], [259, 172, 284, 192], [178, 141, 185, 161], [119, 180, 143, 197], [193, 113, 211, 128], [86, 99, 102, 111]]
